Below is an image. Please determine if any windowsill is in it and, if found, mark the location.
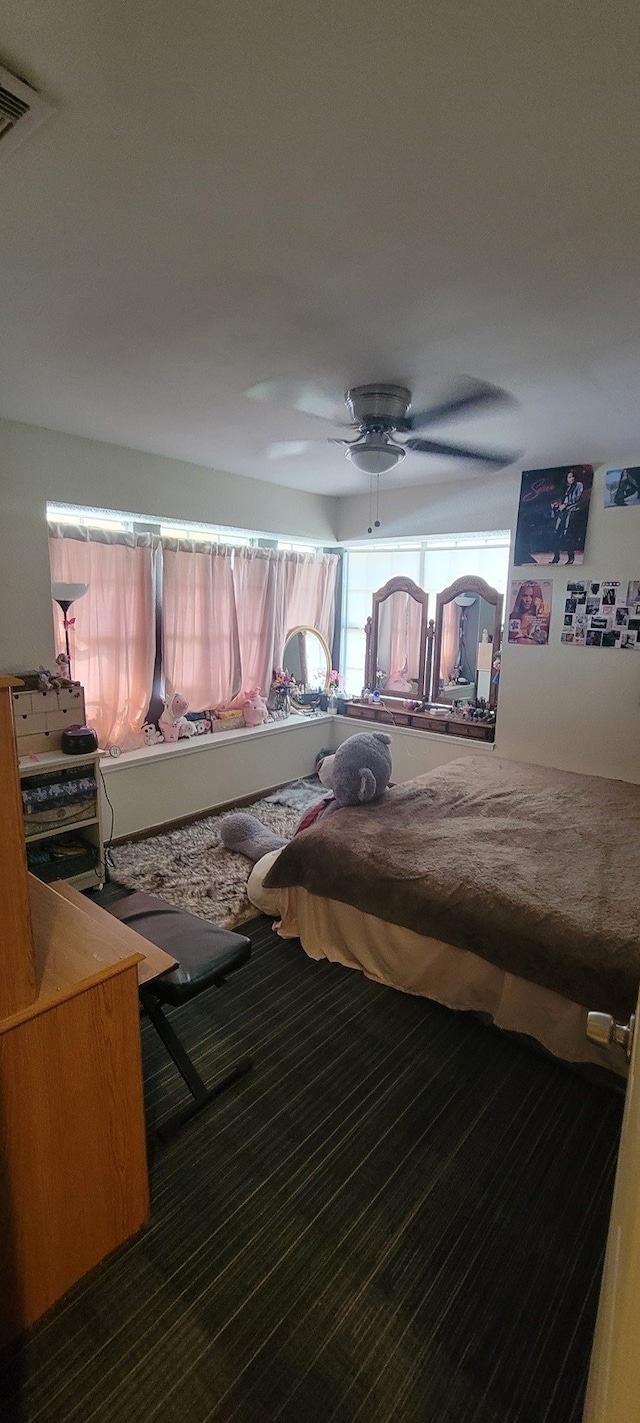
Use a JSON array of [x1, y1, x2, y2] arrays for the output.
[[100, 710, 334, 772]]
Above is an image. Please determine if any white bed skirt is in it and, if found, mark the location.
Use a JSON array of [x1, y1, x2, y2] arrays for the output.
[[273, 884, 626, 1077]]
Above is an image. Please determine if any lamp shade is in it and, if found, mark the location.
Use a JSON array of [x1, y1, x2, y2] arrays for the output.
[[51, 582, 90, 680], [346, 438, 406, 476], [51, 582, 89, 607]]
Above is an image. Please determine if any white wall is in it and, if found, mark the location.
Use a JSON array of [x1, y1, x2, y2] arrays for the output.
[[332, 718, 494, 782], [2, 416, 638, 789], [340, 465, 640, 783], [497, 469, 640, 781], [0, 418, 338, 673], [102, 714, 336, 840], [337, 467, 518, 543], [104, 714, 493, 840]]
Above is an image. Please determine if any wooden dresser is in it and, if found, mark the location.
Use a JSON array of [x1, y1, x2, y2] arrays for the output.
[[0, 677, 150, 1349]]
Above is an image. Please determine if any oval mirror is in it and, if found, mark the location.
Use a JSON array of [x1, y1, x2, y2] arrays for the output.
[[282, 625, 331, 694]]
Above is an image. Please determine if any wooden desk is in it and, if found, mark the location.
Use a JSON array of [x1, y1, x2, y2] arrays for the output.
[[0, 675, 178, 1349], [0, 876, 170, 1349], [50, 879, 177, 984], [0, 676, 36, 1016]]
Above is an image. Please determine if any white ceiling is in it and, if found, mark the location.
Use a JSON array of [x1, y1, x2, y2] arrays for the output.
[[1, 1, 640, 497]]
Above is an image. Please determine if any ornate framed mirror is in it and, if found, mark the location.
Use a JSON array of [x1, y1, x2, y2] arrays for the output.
[[364, 576, 431, 701], [281, 625, 332, 704], [431, 575, 503, 709]]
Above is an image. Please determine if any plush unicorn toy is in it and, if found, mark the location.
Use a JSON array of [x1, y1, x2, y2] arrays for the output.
[[242, 688, 269, 727], [159, 692, 194, 742]]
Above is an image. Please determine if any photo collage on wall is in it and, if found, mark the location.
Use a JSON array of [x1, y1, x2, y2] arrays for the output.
[[508, 578, 552, 645], [561, 579, 640, 649]]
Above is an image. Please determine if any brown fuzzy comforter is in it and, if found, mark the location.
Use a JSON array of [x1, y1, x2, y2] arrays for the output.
[[265, 756, 640, 1017]]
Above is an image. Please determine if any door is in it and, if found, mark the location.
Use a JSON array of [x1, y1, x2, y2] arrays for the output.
[[584, 988, 640, 1419]]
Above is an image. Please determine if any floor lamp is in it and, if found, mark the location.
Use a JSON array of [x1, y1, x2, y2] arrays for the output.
[[51, 582, 89, 679]]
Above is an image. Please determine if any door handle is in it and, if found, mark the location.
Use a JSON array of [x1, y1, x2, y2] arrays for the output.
[[587, 1012, 636, 1063]]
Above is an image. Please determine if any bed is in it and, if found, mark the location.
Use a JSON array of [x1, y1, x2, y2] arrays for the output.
[[264, 756, 640, 1074]]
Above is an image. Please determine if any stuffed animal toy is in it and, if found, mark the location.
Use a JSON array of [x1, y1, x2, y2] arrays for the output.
[[191, 717, 212, 735], [159, 691, 194, 742], [184, 712, 213, 735], [37, 665, 55, 692], [52, 652, 79, 688], [141, 721, 164, 746], [242, 688, 269, 727], [220, 731, 393, 863]]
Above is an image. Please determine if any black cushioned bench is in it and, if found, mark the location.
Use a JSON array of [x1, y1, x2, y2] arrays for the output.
[[108, 891, 253, 1143]]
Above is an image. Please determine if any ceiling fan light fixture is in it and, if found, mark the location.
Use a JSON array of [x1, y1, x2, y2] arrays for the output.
[[346, 437, 406, 476]]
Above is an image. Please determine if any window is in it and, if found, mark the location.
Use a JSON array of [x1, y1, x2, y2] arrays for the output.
[[48, 504, 339, 748], [49, 503, 256, 544], [341, 533, 510, 696], [49, 523, 157, 750]]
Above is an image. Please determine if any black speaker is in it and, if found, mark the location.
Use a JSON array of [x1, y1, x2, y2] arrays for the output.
[[61, 724, 99, 755]]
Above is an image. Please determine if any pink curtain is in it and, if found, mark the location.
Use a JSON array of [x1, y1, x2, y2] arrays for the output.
[[388, 593, 423, 684], [231, 547, 338, 696], [162, 540, 241, 711], [439, 603, 460, 685], [49, 534, 339, 738], [274, 551, 338, 669], [49, 526, 157, 750], [231, 547, 280, 698]]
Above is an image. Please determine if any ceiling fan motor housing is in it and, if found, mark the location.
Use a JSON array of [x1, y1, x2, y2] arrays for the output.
[[345, 383, 411, 428]]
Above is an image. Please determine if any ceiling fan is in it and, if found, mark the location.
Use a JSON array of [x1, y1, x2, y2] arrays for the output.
[[247, 376, 518, 479]]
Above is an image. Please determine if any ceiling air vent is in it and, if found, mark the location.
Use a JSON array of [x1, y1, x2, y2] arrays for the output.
[[0, 63, 56, 159]]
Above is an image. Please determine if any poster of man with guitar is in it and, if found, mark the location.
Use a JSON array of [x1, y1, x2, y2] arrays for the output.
[[513, 465, 594, 566], [550, 469, 584, 563]]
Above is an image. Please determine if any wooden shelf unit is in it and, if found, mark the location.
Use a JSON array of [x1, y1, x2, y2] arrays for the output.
[[19, 748, 106, 890], [24, 813, 100, 843]]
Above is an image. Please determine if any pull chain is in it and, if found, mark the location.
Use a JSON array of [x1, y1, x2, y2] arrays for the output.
[[367, 474, 382, 534]]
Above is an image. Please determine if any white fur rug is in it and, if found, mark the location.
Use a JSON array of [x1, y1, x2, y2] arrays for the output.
[[108, 798, 303, 928]]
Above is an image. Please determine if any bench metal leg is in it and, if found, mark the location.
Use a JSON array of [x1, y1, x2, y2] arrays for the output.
[[140, 989, 253, 1145]]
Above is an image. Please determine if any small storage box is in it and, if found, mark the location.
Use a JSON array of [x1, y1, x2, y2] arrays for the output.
[[209, 711, 245, 733], [13, 686, 87, 754], [22, 769, 97, 837]]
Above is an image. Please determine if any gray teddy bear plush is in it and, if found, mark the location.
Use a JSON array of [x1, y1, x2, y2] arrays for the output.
[[220, 731, 393, 863]]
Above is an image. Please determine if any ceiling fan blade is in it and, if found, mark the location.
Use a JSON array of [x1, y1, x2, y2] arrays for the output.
[[246, 379, 345, 423], [400, 378, 515, 433], [266, 440, 317, 459], [404, 437, 517, 468]]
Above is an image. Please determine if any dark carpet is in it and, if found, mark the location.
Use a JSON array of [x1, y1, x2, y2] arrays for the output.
[[1, 914, 624, 1423]]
